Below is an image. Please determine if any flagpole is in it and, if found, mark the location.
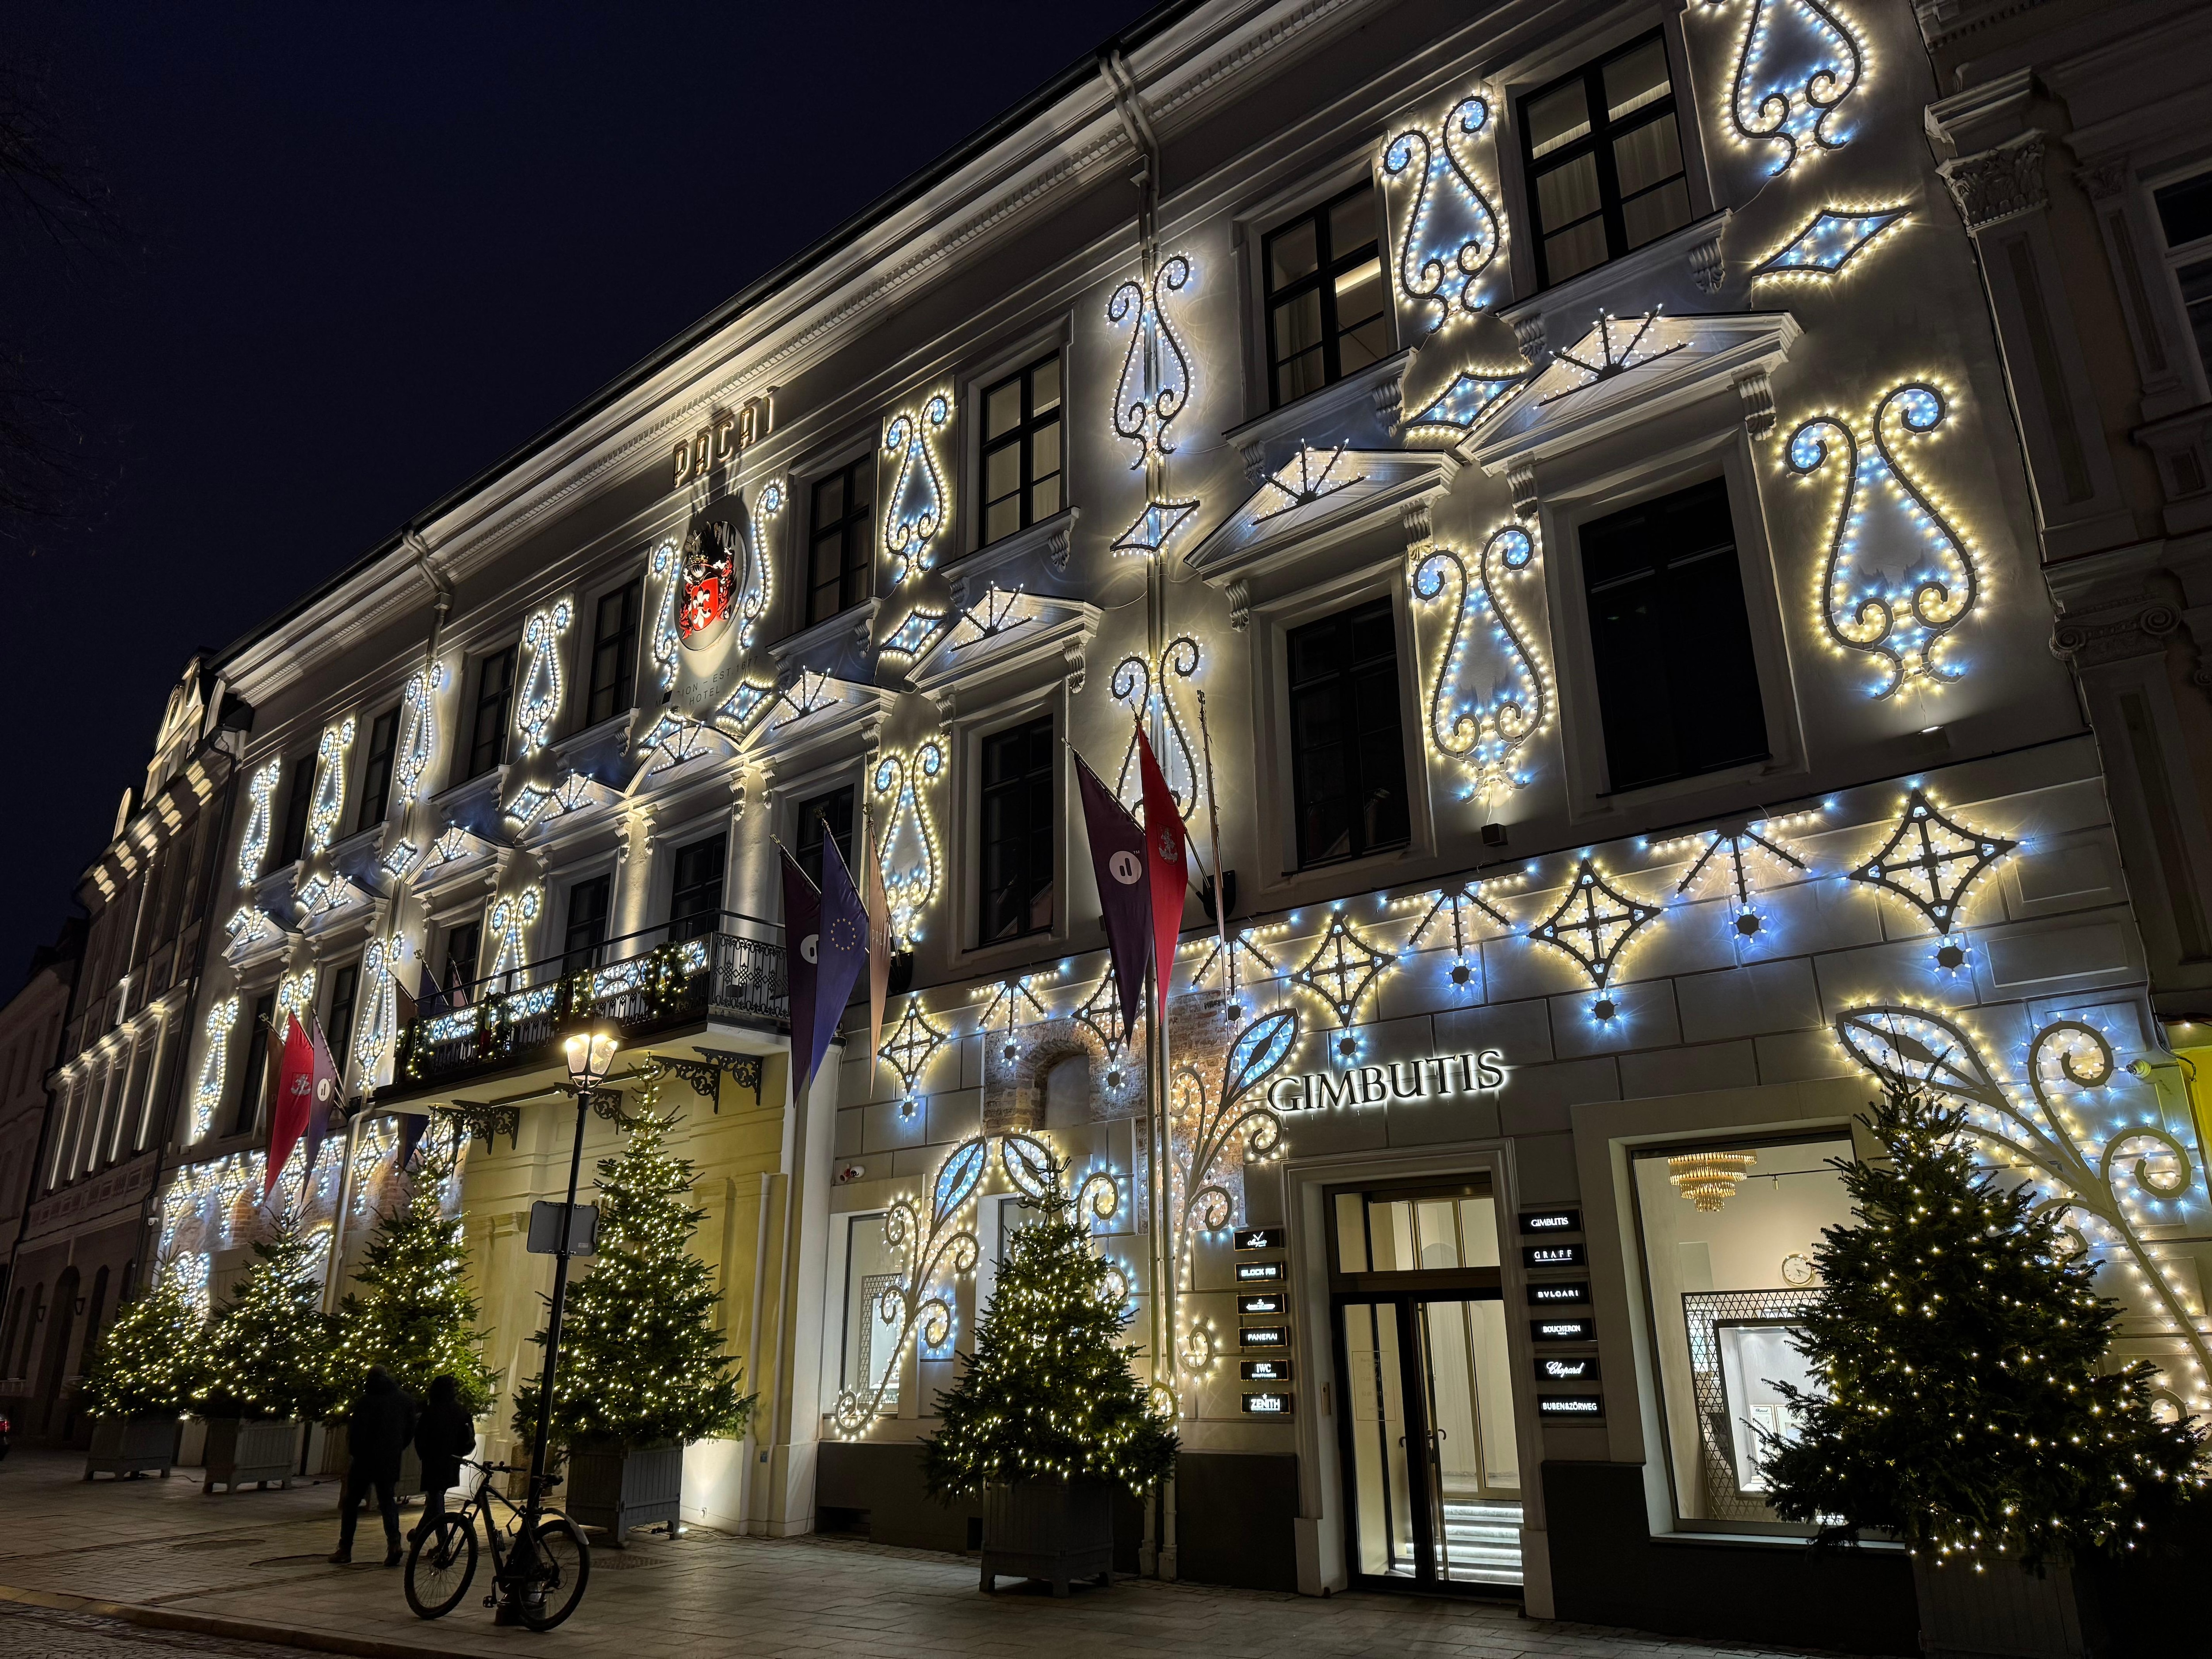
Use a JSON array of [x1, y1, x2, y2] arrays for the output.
[[1194, 689, 1233, 1006]]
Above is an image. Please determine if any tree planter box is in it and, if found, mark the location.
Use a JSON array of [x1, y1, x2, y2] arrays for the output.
[[980, 1479, 1114, 1597], [318, 1422, 423, 1498], [83, 1417, 181, 1480], [563, 1441, 684, 1545], [1914, 1555, 2098, 1658], [200, 1418, 304, 1493]]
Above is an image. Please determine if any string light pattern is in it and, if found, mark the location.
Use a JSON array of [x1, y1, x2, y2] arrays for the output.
[[1252, 444, 1367, 526], [648, 540, 681, 689], [1110, 497, 1200, 557], [1189, 926, 1281, 1005], [977, 974, 1053, 1062], [223, 906, 271, 958], [1529, 858, 1662, 1019], [637, 711, 715, 775], [1413, 523, 1551, 802], [1071, 969, 1129, 1068], [487, 886, 543, 987], [879, 997, 950, 1116], [1112, 637, 1202, 820], [1290, 910, 1398, 1037], [1380, 92, 1505, 330], [873, 741, 944, 946], [515, 599, 574, 753], [306, 718, 356, 855], [883, 394, 952, 585], [1663, 818, 1809, 937], [882, 604, 950, 660], [1401, 369, 1528, 438], [737, 482, 783, 646], [275, 967, 319, 1032], [1751, 204, 1906, 282], [238, 760, 280, 886], [1404, 879, 1517, 987], [1541, 313, 1687, 406], [353, 931, 405, 1079], [1787, 380, 1980, 699], [1704, 0, 1867, 177], [394, 663, 445, 806], [1847, 788, 2015, 936], [191, 996, 241, 1141], [1108, 254, 1194, 464]]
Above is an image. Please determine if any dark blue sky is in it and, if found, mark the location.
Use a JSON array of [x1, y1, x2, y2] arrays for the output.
[[4, 1, 1152, 987]]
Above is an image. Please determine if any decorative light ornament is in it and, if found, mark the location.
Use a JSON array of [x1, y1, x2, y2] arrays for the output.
[[1111, 636, 1203, 821], [169, 1251, 211, 1315], [882, 394, 952, 585], [1071, 970, 1130, 1072], [486, 885, 543, 987], [238, 759, 280, 886], [872, 741, 945, 946], [191, 996, 241, 1141], [977, 972, 1056, 1066], [1668, 1148, 1758, 1211], [878, 996, 950, 1118], [1703, 0, 1867, 176], [882, 604, 950, 661], [715, 678, 776, 737], [1251, 444, 1367, 526], [1847, 787, 2015, 938], [1412, 523, 1551, 803], [647, 540, 682, 690], [1290, 910, 1398, 1055], [1380, 91, 1505, 330], [305, 717, 356, 855], [353, 931, 405, 1079], [223, 905, 272, 958], [636, 710, 715, 775], [393, 662, 445, 806], [1401, 369, 1529, 438], [1667, 819, 1810, 937], [275, 966, 319, 1031], [1406, 879, 1516, 987], [737, 481, 783, 646], [1528, 858, 1663, 1020], [1189, 926, 1281, 1006], [1110, 496, 1200, 557], [772, 668, 839, 731], [1786, 380, 1980, 699], [514, 599, 574, 753], [1108, 254, 1193, 464], [1541, 312, 1687, 406], [1751, 204, 1907, 282]]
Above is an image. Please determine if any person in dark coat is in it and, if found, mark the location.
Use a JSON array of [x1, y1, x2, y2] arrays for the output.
[[410, 1374, 476, 1543], [330, 1366, 416, 1566]]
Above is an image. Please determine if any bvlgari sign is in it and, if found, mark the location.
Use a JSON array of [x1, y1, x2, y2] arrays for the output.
[[1267, 1048, 1508, 1112]]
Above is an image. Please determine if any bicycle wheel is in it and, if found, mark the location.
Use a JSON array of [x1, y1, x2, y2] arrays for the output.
[[404, 1514, 477, 1620], [518, 1515, 591, 1631]]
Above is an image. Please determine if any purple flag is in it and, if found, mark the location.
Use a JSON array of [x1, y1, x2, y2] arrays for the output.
[[806, 832, 869, 1096], [394, 1110, 430, 1169], [780, 849, 820, 1100], [415, 964, 443, 1021], [1075, 749, 1151, 1042]]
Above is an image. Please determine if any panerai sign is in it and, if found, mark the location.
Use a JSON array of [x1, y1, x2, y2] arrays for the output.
[[1267, 1048, 1508, 1113]]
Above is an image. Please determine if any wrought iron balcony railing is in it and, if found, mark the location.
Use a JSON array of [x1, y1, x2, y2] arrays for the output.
[[392, 913, 786, 1094]]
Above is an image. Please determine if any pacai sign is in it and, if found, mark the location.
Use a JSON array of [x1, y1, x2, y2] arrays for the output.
[[1268, 1048, 1508, 1113]]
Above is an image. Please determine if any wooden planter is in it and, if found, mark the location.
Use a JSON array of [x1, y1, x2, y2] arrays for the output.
[[317, 1422, 423, 1498], [1914, 1555, 2096, 1658], [979, 1478, 1114, 1597], [200, 1418, 304, 1493], [563, 1441, 684, 1545], [83, 1416, 181, 1480]]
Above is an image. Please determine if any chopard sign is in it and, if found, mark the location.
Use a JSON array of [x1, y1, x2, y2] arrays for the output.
[[1267, 1048, 1508, 1112]]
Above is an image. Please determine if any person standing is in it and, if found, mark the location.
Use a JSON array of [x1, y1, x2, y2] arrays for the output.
[[410, 1373, 476, 1543], [329, 1366, 415, 1567]]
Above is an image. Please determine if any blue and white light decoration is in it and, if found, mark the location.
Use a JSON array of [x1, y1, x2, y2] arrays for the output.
[[1412, 523, 1553, 804], [393, 661, 445, 807], [514, 598, 574, 753], [1380, 92, 1505, 332], [874, 740, 945, 946], [1785, 380, 1981, 700], [647, 539, 681, 691], [881, 603, 949, 661], [1751, 204, 1907, 283], [1106, 253, 1199, 557], [883, 394, 952, 586], [735, 480, 783, 647], [1702, 0, 1867, 177], [1401, 369, 1530, 440]]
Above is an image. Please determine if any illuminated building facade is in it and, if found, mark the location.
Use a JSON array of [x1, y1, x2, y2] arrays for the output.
[[125, 1, 2212, 1647]]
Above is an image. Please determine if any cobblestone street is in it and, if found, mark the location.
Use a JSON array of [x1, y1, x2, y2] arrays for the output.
[[0, 1450, 1854, 1659]]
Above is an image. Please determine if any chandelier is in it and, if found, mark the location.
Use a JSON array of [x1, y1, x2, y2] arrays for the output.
[[1668, 1149, 1758, 1212]]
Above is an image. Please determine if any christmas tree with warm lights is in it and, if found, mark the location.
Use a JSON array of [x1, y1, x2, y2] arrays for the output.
[[197, 1217, 339, 1422], [78, 1267, 207, 1419], [334, 1153, 496, 1414], [1761, 1082, 2205, 1569], [512, 1102, 752, 1449], [922, 1157, 1176, 1498]]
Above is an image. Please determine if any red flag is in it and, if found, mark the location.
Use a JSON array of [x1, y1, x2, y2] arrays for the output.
[[865, 825, 892, 1083], [265, 1017, 315, 1194], [1074, 749, 1150, 1043], [300, 1019, 343, 1177], [1136, 724, 1187, 1023]]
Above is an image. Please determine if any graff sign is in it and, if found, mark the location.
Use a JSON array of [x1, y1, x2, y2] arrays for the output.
[[1267, 1048, 1508, 1112]]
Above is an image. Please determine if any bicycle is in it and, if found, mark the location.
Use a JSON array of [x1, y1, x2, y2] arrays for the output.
[[404, 1456, 591, 1631]]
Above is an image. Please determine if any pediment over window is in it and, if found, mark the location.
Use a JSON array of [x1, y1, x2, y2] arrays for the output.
[[504, 770, 617, 835], [745, 669, 895, 764], [907, 586, 1102, 717], [628, 711, 738, 793], [413, 823, 499, 899]]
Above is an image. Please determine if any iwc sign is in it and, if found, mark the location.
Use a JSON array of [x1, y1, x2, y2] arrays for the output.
[[1267, 1048, 1508, 1112]]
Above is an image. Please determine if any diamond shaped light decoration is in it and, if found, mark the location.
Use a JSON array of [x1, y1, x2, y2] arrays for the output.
[[879, 998, 949, 1117], [1751, 205, 1908, 284], [1847, 788, 2016, 937], [1111, 496, 1200, 557], [1529, 858, 1663, 1019], [1290, 910, 1398, 1053], [1401, 369, 1528, 438]]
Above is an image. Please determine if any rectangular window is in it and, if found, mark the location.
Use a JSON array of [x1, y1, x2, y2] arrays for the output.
[[1520, 32, 1692, 288], [807, 458, 874, 627], [442, 921, 481, 993], [2154, 170, 2212, 379], [324, 963, 359, 1078], [467, 646, 518, 779], [273, 753, 315, 868], [669, 834, 727, 944], [586, 580, 642, 726], [979, 353, 1064, 545], [356, 705, 400, 834], [1580, 478, 1767, 793], [1287, 597, 1410, 868], [978, 714, 1056, 944], [233, 992, 276, 1137], [562, 874, 613, 976], [1632, 1134, 1852, 1529], [840, 1213, 903, 1413], [1263, 179, 1391, 408], [795, 785, 855, 891]]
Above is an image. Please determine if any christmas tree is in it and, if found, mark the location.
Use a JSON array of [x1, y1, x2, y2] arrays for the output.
[[78, 1267, 207, 1419], [333, 1153, 496, 1414], [197, 1217, 339, 1423], [1762, 1083, 2205, 1568], [511, 1102, 752, 1449], [922, 1156, 1177, 1497]]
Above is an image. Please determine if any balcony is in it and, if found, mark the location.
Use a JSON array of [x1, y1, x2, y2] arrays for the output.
[[388, 913, 786, 1098]]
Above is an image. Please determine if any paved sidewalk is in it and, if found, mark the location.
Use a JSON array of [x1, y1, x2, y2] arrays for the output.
[[0, 1448, 1845, 1659]]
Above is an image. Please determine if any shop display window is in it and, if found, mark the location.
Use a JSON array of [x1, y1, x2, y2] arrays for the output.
[[839, 1213, 903, 1414]]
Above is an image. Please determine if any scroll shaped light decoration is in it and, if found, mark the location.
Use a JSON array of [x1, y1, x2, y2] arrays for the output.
[[1529, 857, 1663, 1021], [1847, 788, 2015, 967], [306, 717, 356, 855], [352, 931, 406, 1081], [832, 1133, 987, 1433], [1164, 1007, 1302, 1389], [515, 599, 574, 754], [738, 481, 783, 645], [1112, 637, 1202, 820], [1837, 1006, 2212, 1411], [1402, 877, 1518, 989], [1658, 811, 1821, 940], [1703, 0, 1866, 177], [393, 662, 445, 807], [879, 995, 949, 1118], [1000, 1130, 1122, 1239], [1751, 204, 1907, 284], [274, 967, 319, 1043], [1787, 381, 1981, 700], [1413, 523, 1552, 803], [486, 885, 543, 988], [190, 995, 241, 1141], [237, 758, 280, 886], [648, 539, 682, 691], [873, 741, 945, 947], [1106, 253, 1200, 557], [1290, 909, 1399, 1062], [883, 395, 952, 586], [1380, 91, 1505, 331]]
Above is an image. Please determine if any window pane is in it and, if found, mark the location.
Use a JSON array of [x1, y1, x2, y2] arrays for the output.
[[1613, 115, 1683, 202], [1032, 419, 1060, 483], [813, 471, 844, 523], [1535, 154, 1603, 235], [1526, 80, 1591, 160], [2153, 172, 2212, 249], [2177, 257, 2212, 374], [842, 1215, 903, 1410], [1622, 177, 1693, 251], [985, 498, 1022, 545], [1267, 218, 1318, 289], [1339, 316, 1388, 376], [1032, 473, 1061, 520], [1545, 219, 1613, 284], [985, 378, 1022, 440], [1327, 184, 1376, 261], [1604, 39, 1672, 124], [984, 443, 1021, 505], [1030, 355, 1061, 412], [1274, 289, 1323, 359], [1334, 260, 1385, 330], [1277, 349, 1326, 407]]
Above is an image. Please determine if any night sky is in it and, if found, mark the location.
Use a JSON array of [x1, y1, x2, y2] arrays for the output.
[[4, 1, 1153, 988]]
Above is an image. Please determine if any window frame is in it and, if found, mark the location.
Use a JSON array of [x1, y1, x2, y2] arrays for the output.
[[233, 991, 276, 1138], [584, 577, 644, 729], [667, 831, 729, 945], [975, 710, 1058, 947], [1283, 594, 1416, 872], [1259, 177, 1395, 411], [804, 452, 876, 629], [794, 783, 857, 893], [2151, 165, 2212, 394], [273, 750, 316, 869], [976, 351, 1065, 549], [466, 644, 519, 780], [560, 871, 614, 976], [355, 703, 401, 835], [324, 962, 360, 1079]]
